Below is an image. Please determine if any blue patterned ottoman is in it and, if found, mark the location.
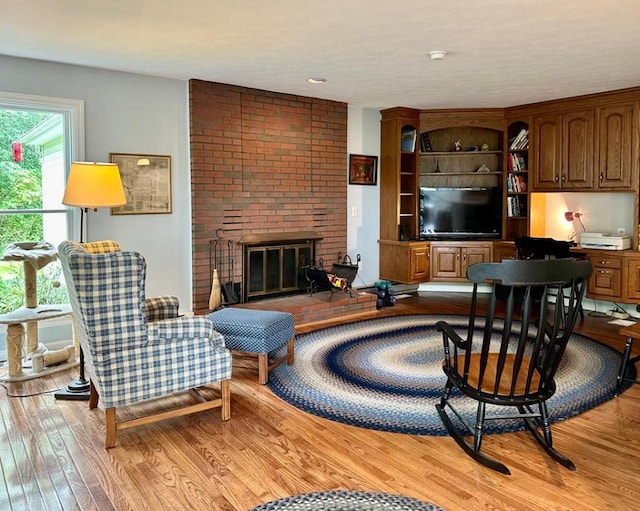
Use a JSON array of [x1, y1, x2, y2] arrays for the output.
[[207, 308, 295, 384]]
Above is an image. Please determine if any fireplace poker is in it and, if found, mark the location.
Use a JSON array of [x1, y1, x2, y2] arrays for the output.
[[218, 236, 229, 303], [224, 239, 239, 304]]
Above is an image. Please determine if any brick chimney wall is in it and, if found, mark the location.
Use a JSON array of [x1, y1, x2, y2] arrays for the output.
[[189, 80, 348, 312]]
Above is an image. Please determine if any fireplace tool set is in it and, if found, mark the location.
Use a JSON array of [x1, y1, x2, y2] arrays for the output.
[[209, 237, 240, 307]]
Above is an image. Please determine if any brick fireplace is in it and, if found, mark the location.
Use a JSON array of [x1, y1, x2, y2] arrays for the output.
[[189, 80, 348, 313]]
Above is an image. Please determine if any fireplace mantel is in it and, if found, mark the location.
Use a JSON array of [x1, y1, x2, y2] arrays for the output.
[[239, 231, 323, 246]]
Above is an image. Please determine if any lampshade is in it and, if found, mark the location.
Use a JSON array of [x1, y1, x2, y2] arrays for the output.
[[564, 211, 582, 222], [62, 162, 126, 208], [564, 211, 586, 233]]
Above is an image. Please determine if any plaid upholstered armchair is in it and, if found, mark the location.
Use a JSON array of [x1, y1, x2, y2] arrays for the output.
[[58, 240, 232, 448]]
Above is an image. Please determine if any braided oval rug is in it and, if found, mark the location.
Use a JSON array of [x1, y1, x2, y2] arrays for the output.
[[251, 490, 444, 511], [268, 314, 633, 435]]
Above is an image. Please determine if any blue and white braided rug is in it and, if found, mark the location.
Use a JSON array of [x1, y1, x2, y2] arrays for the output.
[[268, 315, 633, 435], [252, 490, 444, 511]]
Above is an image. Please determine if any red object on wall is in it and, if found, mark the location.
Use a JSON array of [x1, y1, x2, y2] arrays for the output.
[[12, 142, 22, 162]]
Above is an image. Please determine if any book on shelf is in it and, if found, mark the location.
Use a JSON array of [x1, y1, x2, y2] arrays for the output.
[[401, 128, 417, 152], [508, 152, 527, 173], [508, 128, 529, 151], [507, 173, 527, 193], [420, 131, 433, 152], [509, 153, 520, 172], [518, 174, 527, 192], [507, 195, 527, 217]]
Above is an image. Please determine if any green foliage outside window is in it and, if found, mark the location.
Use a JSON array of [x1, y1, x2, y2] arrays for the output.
[[0, 109, 68, 313]]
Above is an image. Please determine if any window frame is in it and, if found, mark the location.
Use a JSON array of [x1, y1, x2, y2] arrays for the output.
[[0, 91, 85, 241]]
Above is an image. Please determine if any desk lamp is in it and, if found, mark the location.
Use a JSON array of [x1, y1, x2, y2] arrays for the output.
[[564, 211, 586, 241], [55, 162, 126, 400]]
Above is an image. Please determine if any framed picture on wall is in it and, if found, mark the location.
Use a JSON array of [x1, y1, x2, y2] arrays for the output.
[[349, 154, 378, 185], [110, 153, 172, 215]]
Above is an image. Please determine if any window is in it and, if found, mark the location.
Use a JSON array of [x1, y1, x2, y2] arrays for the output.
[[0, 92, 84, 313]]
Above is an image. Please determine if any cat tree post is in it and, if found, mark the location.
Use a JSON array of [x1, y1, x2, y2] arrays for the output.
[[0, 242, 74, 381], [23, 260, 39, 354]]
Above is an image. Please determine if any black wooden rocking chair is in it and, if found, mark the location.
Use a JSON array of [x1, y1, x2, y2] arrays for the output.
[[435, 258, 593, 475]]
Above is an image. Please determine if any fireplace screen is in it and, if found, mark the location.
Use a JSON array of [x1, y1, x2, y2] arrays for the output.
[[244, 242, 313, 301]]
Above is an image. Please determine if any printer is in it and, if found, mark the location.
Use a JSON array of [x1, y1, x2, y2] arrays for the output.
[[579, 232, 631, 250]]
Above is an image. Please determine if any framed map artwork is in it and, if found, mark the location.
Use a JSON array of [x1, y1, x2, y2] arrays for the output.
[[109, 153, 172, 215]]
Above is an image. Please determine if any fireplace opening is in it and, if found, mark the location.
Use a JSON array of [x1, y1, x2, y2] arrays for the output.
[[239, 232, 322, 302]]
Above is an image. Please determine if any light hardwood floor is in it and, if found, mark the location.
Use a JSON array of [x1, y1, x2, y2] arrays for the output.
[[0, 292, 639, 511]]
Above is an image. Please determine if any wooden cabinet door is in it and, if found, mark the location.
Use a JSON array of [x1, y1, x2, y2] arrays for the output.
[[624, 257, 640, 301], [493, 243, 517, 262], [379, 241, 430, 284], [461, 245, 492, 275], [562, 109, 594, 189], [532, 113, 562, 190], [587, 255, 622, 299], [533, 110, 594, 190], [410, 244, 430, 281], [596, 103, 634, 189], [431, 245, 461, 279]]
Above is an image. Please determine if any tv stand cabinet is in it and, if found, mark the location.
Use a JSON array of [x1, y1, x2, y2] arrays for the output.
[[379, 108, 504, 284], [430, 241, 493, 281], [379, 240, 429, 284]]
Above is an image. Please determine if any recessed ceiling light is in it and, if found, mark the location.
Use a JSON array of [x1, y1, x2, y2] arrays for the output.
[[428, 50, 448, 61], [307, 77, 327, 84]]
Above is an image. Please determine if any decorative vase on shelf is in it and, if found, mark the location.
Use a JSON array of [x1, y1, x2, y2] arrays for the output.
[[434, 160, 440, 173]]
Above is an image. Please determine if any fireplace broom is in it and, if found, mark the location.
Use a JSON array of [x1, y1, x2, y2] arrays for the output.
[[208, 239, 222, 310]]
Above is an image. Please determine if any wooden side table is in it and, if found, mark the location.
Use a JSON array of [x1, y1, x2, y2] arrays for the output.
[[617, 322, 640, 391]]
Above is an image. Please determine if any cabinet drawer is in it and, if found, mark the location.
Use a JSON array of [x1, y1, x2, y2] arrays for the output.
[[588, 255, 623, 270], [589, 267, 622, 297]]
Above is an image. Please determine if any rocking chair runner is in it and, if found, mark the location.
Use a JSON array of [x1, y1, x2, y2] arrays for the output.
[[435, 258, 593, 475]]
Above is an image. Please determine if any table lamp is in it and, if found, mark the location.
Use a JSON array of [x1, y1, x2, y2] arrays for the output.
[[55, 161, 126, 400]]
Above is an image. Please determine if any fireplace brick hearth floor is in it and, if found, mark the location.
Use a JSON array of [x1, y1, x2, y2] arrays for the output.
[[233, 289, 379, 334]]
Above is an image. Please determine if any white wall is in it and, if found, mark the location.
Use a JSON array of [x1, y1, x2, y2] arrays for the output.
[[347, 106, 381, 287], [537, 192, 635, 242], [0, 55, 193, 310]]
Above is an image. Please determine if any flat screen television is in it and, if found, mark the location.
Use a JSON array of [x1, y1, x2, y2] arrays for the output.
[[419, 187, 502, 240]]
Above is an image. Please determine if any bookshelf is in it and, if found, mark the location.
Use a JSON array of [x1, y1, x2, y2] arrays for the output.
[[379, 108, 429, 284], [418, 126, 503, 189], [504, 121, 530, 240], [379, 108, 420, 242]]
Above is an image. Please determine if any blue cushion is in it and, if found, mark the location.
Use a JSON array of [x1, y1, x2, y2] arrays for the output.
[[207, 308, 295, 354]]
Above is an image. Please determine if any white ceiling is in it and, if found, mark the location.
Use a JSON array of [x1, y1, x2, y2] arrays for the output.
[[2, 0, 640, 110]]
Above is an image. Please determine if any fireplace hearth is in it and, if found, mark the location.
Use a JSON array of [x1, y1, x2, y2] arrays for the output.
[[239, 232, 322, 302]]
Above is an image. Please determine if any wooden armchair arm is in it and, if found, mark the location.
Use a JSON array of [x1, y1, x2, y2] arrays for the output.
[[436, 320, 470, 373]]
